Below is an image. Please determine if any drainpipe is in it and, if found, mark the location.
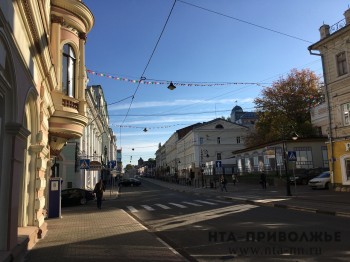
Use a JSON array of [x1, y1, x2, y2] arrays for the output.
[[308, 48, 335, 184]]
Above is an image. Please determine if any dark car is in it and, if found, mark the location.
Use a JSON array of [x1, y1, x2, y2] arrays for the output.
[[290, 168, 329, 185], [61, 188, 95, 206], [119, 178, 141, 187]]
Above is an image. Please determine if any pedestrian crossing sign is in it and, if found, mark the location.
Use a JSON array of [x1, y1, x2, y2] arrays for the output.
[[80, 159, 90, 169], [288, 151, 297, 161]]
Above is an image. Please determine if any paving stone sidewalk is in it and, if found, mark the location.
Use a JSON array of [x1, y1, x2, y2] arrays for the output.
[[25, 196, 187, 262]]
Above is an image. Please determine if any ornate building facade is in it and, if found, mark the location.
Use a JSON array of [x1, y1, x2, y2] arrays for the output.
[[0, 0, 94, 260]]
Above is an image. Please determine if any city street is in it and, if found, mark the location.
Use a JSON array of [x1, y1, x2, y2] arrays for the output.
[[107, 178, 350, 261]]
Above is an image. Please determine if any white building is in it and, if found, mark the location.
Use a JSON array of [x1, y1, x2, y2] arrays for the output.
[[156, 118, 248, 182]]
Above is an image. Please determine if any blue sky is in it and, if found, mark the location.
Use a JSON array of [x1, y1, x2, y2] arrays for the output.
[[83, 0, 349, 165]]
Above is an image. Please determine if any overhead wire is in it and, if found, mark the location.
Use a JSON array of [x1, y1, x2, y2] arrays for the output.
[[177, 0, 313, 44], [119, 0, 178, 147]]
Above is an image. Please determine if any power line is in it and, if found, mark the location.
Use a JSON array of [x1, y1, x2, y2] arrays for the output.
[[119, 0, 178, 147], [120, 0, 177, 126], [178, 0, 313, 44]]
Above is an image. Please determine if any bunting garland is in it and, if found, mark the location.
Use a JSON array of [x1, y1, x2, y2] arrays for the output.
[[112, 123, 186, 129], [86, 69, 264, 87]]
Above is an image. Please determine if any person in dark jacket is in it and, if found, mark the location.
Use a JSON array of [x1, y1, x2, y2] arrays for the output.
[[260, 172, 267, 189], [220, 175, 227, 192], [93, 180, 105, 209]]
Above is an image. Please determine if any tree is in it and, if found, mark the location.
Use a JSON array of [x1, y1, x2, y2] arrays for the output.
[[124, 164, 134, 172], [245, 69, 324, 147]]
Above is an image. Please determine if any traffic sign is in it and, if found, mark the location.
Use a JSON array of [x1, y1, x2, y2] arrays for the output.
[[288, 151, 297, 161], [215, 160, 222, 168], [80, 159, 90, 169], [108, 160, 116, 169]]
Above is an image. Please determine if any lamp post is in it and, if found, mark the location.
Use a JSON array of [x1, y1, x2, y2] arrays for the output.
[[283, 132, 299, 196], [200, 149, 209, 187]]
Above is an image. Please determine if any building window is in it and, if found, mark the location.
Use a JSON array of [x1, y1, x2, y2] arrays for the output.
[[237, 158, 243, 173], [295, 147, 313, 169], [321, 146, 329, 167], [342, 103, 350, 126], [236, 137, 241, 144], [345, 159, 350, 181], [245, 156, 251, 172], [217, 137, 221, 144], [336, 52, 348, 76], [62, 44, 76, 97], [199, 137, 204, 145], [215, 124, 224, 129], [217, 153, 221, 160]]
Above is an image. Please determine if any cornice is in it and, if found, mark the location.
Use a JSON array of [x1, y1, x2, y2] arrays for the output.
[[51, 0, 94, 33]]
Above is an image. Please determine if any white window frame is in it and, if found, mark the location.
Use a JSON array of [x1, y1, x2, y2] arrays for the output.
[[340, 155, 350, 185], [342, 103, 350, 126]]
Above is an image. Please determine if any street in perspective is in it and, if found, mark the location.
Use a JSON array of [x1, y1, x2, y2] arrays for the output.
[[25, 177, 350, 261], [3, 1, 350, 262]]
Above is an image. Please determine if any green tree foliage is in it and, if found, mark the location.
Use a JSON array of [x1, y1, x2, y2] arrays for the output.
[[124, 164, 133, 172], [245, 69, 324, 147]]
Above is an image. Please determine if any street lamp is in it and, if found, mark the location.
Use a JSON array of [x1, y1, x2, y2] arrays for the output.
[[167, 82, 176, 90], [200, 149, 209, 187], [283, 132, 299, 196]]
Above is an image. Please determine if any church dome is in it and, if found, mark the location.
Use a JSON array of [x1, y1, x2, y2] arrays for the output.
[[231, 105, 243, 112]]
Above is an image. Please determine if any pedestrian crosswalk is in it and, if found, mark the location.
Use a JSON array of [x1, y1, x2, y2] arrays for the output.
[[126, 199, 231, 213]]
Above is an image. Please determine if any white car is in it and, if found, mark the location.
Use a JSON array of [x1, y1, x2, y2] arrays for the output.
[[308, 171, 330, 189]]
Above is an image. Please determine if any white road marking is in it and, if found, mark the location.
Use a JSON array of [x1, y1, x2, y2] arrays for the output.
[[140, 205, 155, 211], [209, 199, 231, 204], [126, 206, 138, 212], [182, 201, 202, 206], [168, 202, 187, 208], [195, 200, 217, 205], [155, 204, 171, 209]]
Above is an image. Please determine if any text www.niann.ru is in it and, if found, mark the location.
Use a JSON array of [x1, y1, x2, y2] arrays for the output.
[[228, 246, 322, 256]]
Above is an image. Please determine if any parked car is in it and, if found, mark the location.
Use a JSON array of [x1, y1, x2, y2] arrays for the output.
[[61, 188, 95, 206], [308, 171, 331, 189], [290, 167, 329, 185], [119, 178, 141, 187]]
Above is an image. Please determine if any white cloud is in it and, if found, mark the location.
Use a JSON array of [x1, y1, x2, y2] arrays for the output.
[[109, 98, 255, 111]]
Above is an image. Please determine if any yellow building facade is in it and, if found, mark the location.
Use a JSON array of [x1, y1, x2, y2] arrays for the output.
[[0, 1, 94, 260], [309, 8, 350, 191]]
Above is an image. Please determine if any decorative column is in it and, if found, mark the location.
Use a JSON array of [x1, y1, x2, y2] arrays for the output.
[[78, 32, 87, 115], [50, 15, 64, 90]]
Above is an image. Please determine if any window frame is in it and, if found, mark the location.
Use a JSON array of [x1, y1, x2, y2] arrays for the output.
[[62, 44, 76, 98], [342, 102, 350, 126], [336, 51, 348, 77]]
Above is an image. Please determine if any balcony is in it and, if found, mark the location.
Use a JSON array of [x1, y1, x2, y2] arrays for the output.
[[330, 18, 346, 35], [49, 92, 88, 156]]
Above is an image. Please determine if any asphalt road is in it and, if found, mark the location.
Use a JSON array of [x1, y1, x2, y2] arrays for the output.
[[112, 179, 350, 261]]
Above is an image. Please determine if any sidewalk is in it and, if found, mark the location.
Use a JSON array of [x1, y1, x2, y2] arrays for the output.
[[24, 191, 187, 262], [146, 178, 350, 218], [24, 179, 350, 262]]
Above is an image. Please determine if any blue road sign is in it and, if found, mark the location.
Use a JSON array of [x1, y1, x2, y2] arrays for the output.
[[108, 160, 116, 168], [288, 151, 297, 161], [80, 159, 90, 169], [215, 160, 222, 168]]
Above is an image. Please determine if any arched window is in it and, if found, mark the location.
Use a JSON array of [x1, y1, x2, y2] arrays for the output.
[[215, 124, 224, 129], [62, 44, 76, 97]]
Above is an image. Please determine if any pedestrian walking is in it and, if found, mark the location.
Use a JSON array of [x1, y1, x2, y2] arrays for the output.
[[93, 179, 105, 209], [260, 172, 267, 189], [220, 175, 227, 192], [117, 178, 122, 198], [232, 173, 237, 186]]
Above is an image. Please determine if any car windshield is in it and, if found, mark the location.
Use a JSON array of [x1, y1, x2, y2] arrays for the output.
[[316, 172, 330, 178]]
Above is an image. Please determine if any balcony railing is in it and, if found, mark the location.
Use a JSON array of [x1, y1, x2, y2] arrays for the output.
[[62, 98, 79, 110], [330, 18, 346, 34]]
